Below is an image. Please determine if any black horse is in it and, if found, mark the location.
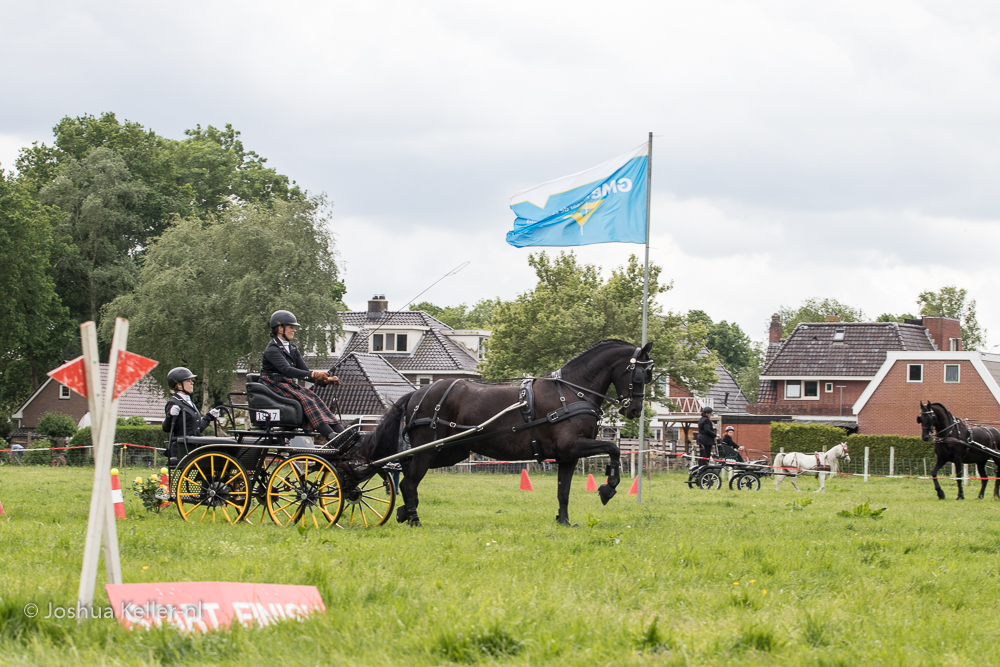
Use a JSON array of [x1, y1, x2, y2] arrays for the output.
[[918, 401, 1000, 500], [363, 339, 654, 526]]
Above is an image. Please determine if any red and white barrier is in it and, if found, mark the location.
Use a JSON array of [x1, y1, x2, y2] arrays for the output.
[[110, 468, 126, 519]]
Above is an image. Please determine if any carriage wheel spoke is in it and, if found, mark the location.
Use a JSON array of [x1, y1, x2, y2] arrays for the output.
[[360, 493, 391, 505], [360, 498, 385, 520]]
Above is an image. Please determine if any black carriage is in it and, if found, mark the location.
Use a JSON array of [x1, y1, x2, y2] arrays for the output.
[[164, 373, 397, 528], [685, 441, 771, 491]]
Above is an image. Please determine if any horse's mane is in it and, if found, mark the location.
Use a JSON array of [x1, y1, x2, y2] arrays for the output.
[[930, 402, 956, 425], [560, 339, 635, 382]]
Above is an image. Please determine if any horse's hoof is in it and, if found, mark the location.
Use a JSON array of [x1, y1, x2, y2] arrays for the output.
[[396, 506, 409, 524], [556, 516, 571, 526], [408, 519, 422, 527], [598, 484, 616, 505], [937, 492, 946, 500]]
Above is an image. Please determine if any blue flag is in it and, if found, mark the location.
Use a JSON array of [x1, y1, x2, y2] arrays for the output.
[[507, 143, 648, 247]]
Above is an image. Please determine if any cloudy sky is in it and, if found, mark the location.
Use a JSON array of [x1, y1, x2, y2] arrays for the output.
[[4, 1, 1000, 344]]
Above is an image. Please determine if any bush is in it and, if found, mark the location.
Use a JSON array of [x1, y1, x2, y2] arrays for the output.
[[769, 422, 847, 453], [846, 434, 933, 459], [117, 415, 148, 427], [36, 412, 77, 439]]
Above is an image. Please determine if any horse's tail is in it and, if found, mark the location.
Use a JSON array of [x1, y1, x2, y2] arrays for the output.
[[361, 392, 413, 462], [772, 451, 785, 474]]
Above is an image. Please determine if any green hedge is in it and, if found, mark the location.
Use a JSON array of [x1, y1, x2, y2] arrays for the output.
[[769, 422, 847, 453], [846, 434, 934, 459]]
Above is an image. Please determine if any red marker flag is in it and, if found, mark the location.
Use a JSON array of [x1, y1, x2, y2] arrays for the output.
[[113, 350, 158, 399], [47, 356, 88, 397]]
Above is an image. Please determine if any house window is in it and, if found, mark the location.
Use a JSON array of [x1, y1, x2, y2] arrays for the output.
[[416, 376, 433, 386], [396, 334, 407, 351], [372, 334, 383, 351], [785, 380, 819, 400], [949, 338, 962, 351], [833, 327, 846, 341], [945, 364, 960, 383], [59, 385, 71, 400], [657, 377, 670, 397], [907, 364, 923, 383], [372, 333, 408, 352], [824, 382, 833, 393]]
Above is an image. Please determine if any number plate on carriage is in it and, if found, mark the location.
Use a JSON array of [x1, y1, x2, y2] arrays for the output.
[[256, 409, 280, 422]]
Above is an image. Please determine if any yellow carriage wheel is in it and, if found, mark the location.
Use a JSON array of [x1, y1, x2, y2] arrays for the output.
[[175, 452, 250, 524], [338, 469, 396, 528], [266, 456, 344, 528]]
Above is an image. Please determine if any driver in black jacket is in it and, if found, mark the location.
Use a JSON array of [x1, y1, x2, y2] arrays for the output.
[[696, 406, 717, 467], [162, 366, 218, 463]]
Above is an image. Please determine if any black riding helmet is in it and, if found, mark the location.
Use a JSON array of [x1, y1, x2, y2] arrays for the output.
[[701, 406, 714, 415], [270, 310, 299, 329], [167, 367, 196, 390]]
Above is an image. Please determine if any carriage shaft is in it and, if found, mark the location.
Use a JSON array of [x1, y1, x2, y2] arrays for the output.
[[370, 401, 527, 466]]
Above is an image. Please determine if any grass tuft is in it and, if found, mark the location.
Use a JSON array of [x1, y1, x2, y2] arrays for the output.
[[432, 624, 522, 662]]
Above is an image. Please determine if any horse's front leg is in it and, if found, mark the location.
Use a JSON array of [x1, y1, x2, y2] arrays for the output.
[[556, 460, 577, 526], [815, 471, 827, 493], [565, 437, 621, 505], [930, 458, 946, 500], [977, 462, 988, 500], [956, 458, 965, 500]]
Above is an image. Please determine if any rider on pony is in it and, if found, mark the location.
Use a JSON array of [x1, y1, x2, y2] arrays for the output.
[[261, 310, 344, 441]]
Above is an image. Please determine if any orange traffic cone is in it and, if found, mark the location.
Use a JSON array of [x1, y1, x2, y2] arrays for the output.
[[0, 498, 5, 516], [585, 474, 597, 491], [627, 476, 639, 495], [519, 468, 534, 491], [110, 469, 127, 519]]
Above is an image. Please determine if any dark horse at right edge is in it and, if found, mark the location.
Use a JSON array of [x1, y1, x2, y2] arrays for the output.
[[364, 339, 654, 526], [918, 401, 1000, 500]]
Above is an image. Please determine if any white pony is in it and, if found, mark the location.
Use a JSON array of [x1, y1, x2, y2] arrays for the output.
[[773, 443, 850, 492]]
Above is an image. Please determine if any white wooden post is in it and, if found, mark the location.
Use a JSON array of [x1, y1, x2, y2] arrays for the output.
[[864, 446, 869, 482], [889, 447, 895, 477], [76, 319, 127, 618], [963, 464, 969, 484], [952, 463, 957, 479]]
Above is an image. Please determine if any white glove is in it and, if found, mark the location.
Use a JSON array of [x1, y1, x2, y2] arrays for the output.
[[169, 405, 181, 416], [208, 408, 220, 419]]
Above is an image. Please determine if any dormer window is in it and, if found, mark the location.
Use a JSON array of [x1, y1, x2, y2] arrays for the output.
[[371, 332, 408, 353], [833, 327, 846, 341]]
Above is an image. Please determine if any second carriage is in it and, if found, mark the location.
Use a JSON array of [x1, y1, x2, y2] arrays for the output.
[[685, 440, 772, 491]]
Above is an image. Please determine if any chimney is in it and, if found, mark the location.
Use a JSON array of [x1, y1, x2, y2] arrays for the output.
[[367, 294, 388, 319], [824, 315, 839, 323], [769, 313, 782, 343], [921, 316, 962, 351]]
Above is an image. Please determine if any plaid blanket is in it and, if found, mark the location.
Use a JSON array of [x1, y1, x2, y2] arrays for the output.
[[261, 372, 337, 431]]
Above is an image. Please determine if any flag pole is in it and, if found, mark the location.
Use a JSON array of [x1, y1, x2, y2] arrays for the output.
[[636, 131, 652, 503]]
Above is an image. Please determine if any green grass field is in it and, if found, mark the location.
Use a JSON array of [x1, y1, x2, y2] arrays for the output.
[[1, 465, 999, 666]]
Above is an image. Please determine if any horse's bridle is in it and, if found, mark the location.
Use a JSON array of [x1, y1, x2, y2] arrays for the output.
[[922, 404, 966, 446], [550, 347, 654, 409]]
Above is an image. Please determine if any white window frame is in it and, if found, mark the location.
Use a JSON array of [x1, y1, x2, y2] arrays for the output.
[[907, 364, 923, 383], [416, 375, 433, 386], [395, 333, 408, 352], [824, 382, 833, 393], [944, 364, 960, 384], [59, 384, 71, 400], [785, 380, 820, 400]]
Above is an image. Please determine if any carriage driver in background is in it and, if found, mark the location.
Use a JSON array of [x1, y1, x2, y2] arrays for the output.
[[162, 366, 220, 465], [262, 310, 345, 441], [696, 406, 717, 467]]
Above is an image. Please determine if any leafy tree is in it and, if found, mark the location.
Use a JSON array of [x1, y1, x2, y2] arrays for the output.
[[686, 310, 756, 376], [39, 147, 150, 323], [875, 313, 917, 323], [0, 171, 75, 412], [101, 199, 345, 408], [778, 298, 864, 337], [410, 298, 500, 330], [36, 411, 78, 439], [480, 252, 718, 399], [734, 342, 764, 403], [917, 286, 985, 350]]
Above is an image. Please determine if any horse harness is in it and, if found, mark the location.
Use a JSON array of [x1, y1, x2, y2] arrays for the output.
[[397, 347, 653, 463], [923, 406, 1000, 456]]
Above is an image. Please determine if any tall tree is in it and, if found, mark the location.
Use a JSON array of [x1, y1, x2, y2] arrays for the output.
[[778, 297, 864, 337], [480, 252, 718, 398], [0, 171, 74, 412], [39, 148, 150, 323], [917, 286, 985, 350], [686, 310, 756, 375], [101, 199, 345, 408]]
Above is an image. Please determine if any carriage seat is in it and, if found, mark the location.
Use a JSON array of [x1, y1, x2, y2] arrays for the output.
[[715, 443, 744, 462], [246, 380, 305, 429]]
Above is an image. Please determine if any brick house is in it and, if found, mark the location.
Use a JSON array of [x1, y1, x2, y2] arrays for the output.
[[748, 315, 960, 423], [853, 351, 1000, 435], [10, 364, 164, 445], [313, 352, 416, 421]]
